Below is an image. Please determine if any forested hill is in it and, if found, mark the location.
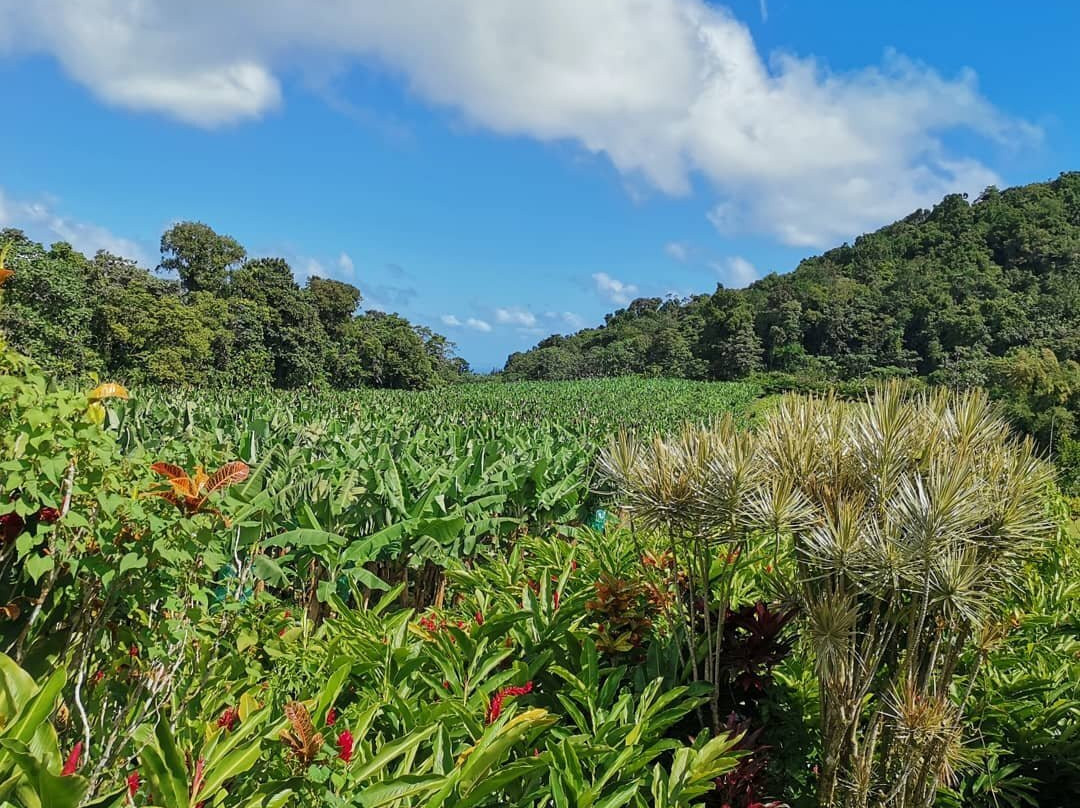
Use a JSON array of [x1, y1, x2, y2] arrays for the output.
[[503, 172, 1080, 442], [0, 223, 467, 390]]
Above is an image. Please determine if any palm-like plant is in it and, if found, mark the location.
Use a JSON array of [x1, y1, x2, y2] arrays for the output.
[[756, 384, 1053, 808], [601, 383, 1056, 808], [598, 416, 767, 732]]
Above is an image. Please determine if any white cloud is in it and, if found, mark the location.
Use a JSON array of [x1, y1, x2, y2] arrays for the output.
[[0, 187, 148, 263], [494, 307, 537, 327], [665, 241, 690, 262], [297, 257, 325, 281], [466, 317, 492, 332], [545, 311, 585, 329], [337, 252, 355, 274], [0, 1, 1036, 244], [442, 314, 491, 331], [710, 256, 760, 288], [592, 272, 639, 305]]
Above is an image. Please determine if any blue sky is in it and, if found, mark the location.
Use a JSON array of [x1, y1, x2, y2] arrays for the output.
[[0, 1, 1075, 370]]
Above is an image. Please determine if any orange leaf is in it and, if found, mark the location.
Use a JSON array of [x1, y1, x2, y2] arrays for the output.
[[205, 462, 250, 495], [150, 462, 187, 480], [88, 382, 130, 401], [152, 490, 183, 509], [191, 467, 210, 495]]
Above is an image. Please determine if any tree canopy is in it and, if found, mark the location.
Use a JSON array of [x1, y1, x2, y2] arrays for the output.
[[0, 223, 466, 390]]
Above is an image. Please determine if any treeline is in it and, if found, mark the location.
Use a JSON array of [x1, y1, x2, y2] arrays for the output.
[[504, 172, 1080, 446], [0, 222, 467, 390]]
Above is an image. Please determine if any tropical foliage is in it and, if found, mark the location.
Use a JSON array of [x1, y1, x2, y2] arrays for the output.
[[0, 240, 1077, 808]]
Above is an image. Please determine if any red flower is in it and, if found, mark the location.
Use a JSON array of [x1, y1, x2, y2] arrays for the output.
[[336, 730, 354, 763], [442, 680, 451, 690], [326, 707, 337, 726], [129, 645, 139, 659], [61, 742, 82, 776], [278, 627, 287, 637], [283, 610, 292, 619], [474, 611, 484, 626], [126, 771, 140, 800], [36, 507, 61, 524], [552, 590, 561, 610], [93, 669, 105, 685], [217, 706, 238, 731], [418, 615, 439, 633], [0, 512, 24, 545], [486, 682, 533, 723]]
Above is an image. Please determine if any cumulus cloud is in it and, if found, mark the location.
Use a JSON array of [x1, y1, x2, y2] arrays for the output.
[[0, 187, 148, 263], [494, 307, 537, 327], [665, 241, 690, 262], [593, 272, 639, 305], [441, 314, 492, 332], [711, 256, 760, 288], [0, 1, 1036, 244], [466, 317, 492, 332]]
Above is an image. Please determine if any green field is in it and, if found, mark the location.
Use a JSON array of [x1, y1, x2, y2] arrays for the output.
[[2, 332, 1078, 808]]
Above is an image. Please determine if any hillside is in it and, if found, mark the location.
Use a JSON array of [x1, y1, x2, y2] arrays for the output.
[[503, 172, 1080, 442]]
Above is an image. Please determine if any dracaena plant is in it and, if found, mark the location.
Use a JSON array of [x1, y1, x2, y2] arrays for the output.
[[597, 416, 770, 733], [601, 382, 1057, 808], [755, 384, 1054, 808]]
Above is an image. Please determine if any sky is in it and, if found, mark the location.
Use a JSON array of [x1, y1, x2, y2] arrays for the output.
[[0, 1, 1076, 371]]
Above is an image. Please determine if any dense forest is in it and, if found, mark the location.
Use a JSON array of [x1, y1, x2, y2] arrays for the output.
[[0, 223, 467, 390], [505, 173, 1080, 445]]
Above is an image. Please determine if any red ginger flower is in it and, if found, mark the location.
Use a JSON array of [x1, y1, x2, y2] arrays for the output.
[[61, 742, 82, 776], [217, 706, 238, 731], [326, 707, 336, 726], [337, 730, 354, 763], [127, 771, 140, 800], [486, 681, 533, 724]]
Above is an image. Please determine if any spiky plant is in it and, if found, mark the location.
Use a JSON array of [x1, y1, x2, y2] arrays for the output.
[[755, 383, 1054, 808], [601, 382, 1055, 807], [598, 415, 767, 731]]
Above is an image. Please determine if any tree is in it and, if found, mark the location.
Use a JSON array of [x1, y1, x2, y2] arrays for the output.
[[306, 277, 361, 337], [231, 258, 326, 388], [332, 313, 436, 389], [160, 222, 246, 295], [0, 231, 99, 376]]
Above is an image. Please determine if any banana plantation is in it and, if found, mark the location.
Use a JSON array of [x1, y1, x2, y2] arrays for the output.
[[0, 266, 1077, 807]]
